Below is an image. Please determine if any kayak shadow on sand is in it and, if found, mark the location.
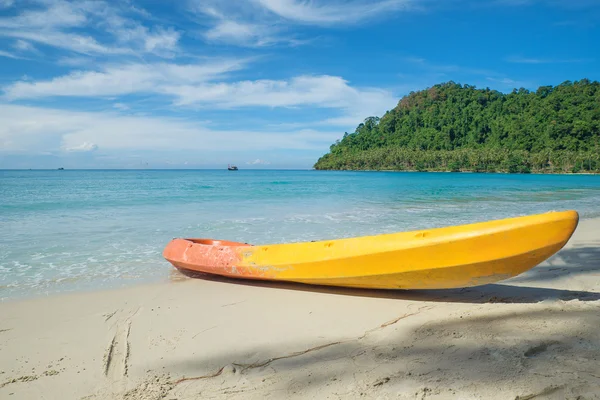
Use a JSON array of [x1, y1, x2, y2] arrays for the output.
[[172, 267, 600, 305], [504, 245, 600, 284]]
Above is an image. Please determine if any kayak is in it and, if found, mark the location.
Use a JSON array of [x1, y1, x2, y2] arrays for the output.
[[163, 210, 578, 290]]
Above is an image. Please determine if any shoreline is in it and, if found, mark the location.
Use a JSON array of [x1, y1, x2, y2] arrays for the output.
[[4, 213, 600, 305], [313, 168, 600, 175], [1, 218, 599, 399]]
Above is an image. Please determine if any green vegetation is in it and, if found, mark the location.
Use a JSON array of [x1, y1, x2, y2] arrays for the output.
[[314, 79, 600, 173]]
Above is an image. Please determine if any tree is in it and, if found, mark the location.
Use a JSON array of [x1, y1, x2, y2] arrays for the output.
[[314, 79, 600, 173]]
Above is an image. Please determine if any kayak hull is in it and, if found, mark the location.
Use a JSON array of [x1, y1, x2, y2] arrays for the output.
[[163, 210, 579, 290]]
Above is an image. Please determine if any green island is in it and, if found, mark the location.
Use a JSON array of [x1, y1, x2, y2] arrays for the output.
[[314, 79, 600, 173]]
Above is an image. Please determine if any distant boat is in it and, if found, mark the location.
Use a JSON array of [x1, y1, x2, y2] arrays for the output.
[[227, 164, 238, 171], [58, 167, 64, 170]]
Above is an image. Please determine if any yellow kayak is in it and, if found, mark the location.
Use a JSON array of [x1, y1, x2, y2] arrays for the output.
[[163, 210, 579, 290]]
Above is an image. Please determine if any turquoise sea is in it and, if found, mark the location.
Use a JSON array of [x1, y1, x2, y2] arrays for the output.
[[2, 169, 600, 301]]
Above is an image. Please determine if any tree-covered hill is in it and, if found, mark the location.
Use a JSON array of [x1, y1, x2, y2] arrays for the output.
[[314, 79, 600, 173]]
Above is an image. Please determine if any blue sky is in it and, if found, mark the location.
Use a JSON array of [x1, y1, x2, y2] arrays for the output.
[[0, 0, 598, 169]]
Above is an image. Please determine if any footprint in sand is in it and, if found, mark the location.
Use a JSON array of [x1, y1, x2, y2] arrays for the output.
[[103, 308, 140, 380]]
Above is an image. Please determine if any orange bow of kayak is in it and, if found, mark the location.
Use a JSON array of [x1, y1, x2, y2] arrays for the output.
[[163, 210, 579, 290]]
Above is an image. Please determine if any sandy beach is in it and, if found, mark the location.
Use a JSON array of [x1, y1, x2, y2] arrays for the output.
[[1, 218, 599, 400]]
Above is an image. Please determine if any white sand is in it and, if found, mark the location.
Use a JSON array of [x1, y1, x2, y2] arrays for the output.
[[1, 218, 599, 399]]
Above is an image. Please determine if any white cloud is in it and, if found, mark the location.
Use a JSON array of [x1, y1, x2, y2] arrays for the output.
[[486, 77, 517, 85], [1, 27, 132, 56], [0, 0, 13, 9], [100, 12, 181, 57], [4, 67, 155, 99], [163, 75, 396, 112], [113, 103, 130, 111], [63, 142, 98, 152], [193, 2, 298, 47], [255, 0, 413, 24], [0, 2, 403, 146], [3, 67, 397, 129], [0, 49, 21, 59], [160, 74, 397, 129], [0, 0, 181, 57], [57, 56, 100, 67], [13, 40, 39, 53], [486, 76, 531, 88], [505, 55, 587, 64], [0, 1, 88, 30], [403, 56, 497, 76], [246, 159, 271, 165], [3, 60, 249, 100], [205, 19, 271, 46], [143, 28, 180, 54], [0, 105, 340, 158], [192, 0, 412, 47]]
